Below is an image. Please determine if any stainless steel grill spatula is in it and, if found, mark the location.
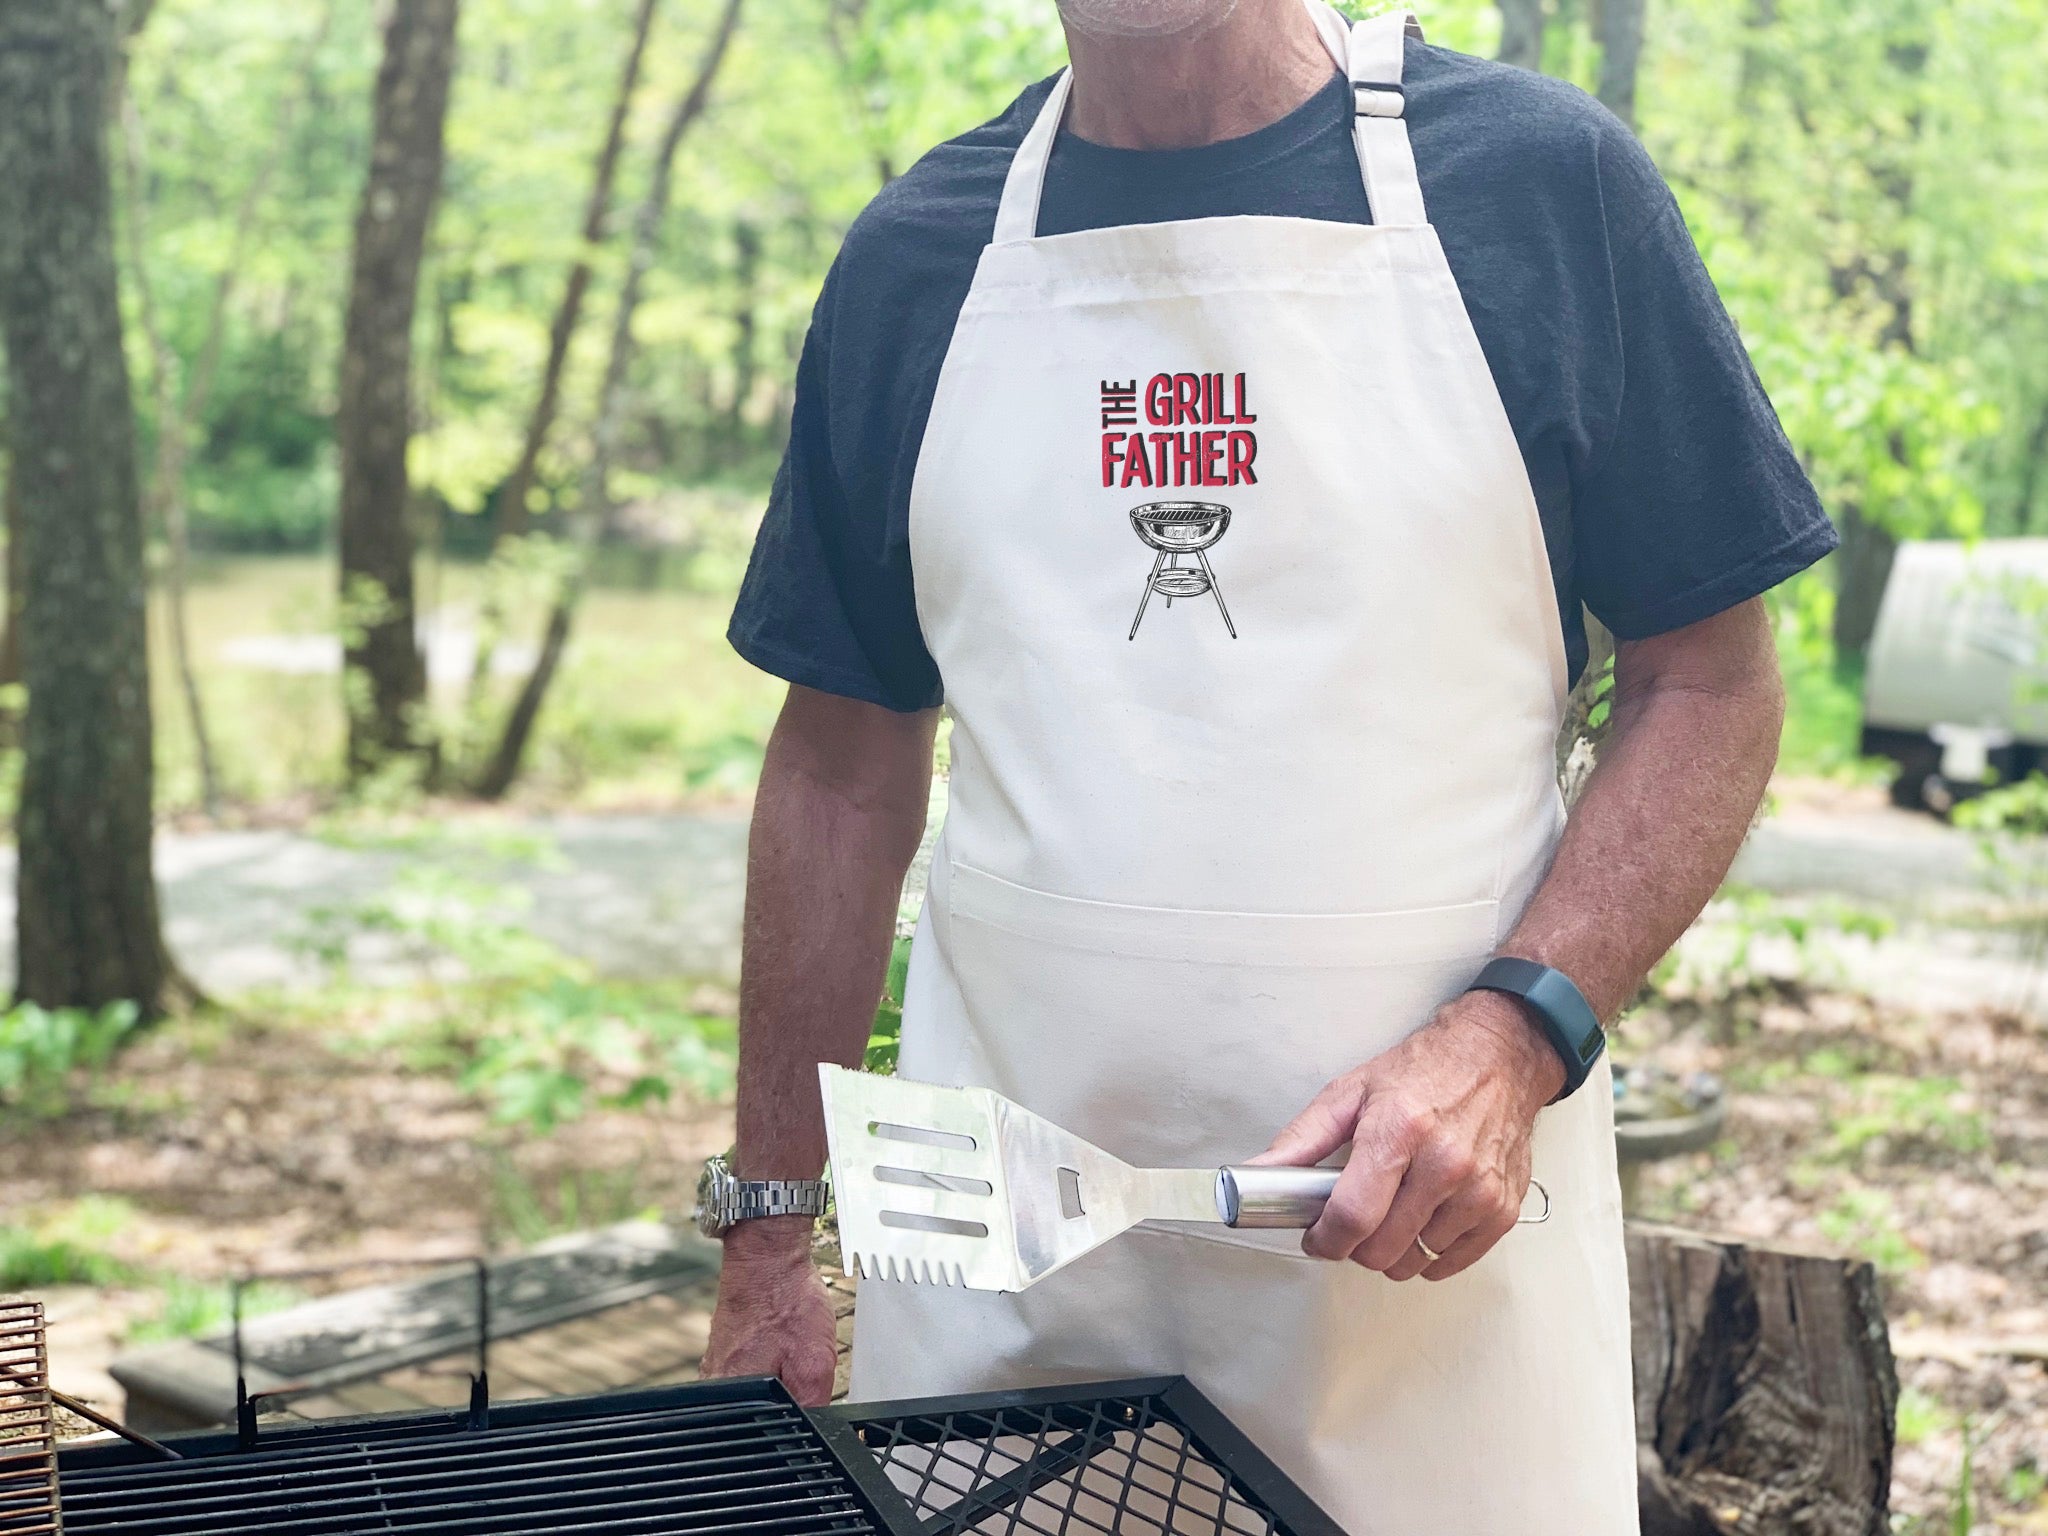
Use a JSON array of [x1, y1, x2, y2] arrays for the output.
[[818, 1065, 1547, 1292]]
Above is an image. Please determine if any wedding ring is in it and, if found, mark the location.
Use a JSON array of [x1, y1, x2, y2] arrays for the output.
[[1414, 1235, 1442, 1263]]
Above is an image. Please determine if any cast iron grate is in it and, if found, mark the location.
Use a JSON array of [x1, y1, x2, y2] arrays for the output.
[[825, 1379, 1341, 1536]]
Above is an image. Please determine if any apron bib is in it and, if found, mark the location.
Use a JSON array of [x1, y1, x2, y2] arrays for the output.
[[848, 10, 1638, 1531]]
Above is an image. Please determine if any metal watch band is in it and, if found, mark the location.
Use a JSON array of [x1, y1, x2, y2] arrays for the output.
[[1467, 956, 1605, 1101], [730, 1177, 829, 1222]]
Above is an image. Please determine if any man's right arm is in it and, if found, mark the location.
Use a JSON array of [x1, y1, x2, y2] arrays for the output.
[[699, 683, 938, 1404]]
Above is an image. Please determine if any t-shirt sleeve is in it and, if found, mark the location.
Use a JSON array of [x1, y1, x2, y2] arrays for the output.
[[1571, 176, 1838, 640], [726, 279, 943, 713]]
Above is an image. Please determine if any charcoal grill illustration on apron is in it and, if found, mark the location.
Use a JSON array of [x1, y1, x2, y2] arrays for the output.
[[1129, 502, 1236, 639], [847, 6, 1639, 1532]]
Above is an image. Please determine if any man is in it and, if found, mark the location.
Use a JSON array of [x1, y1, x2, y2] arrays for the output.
[[702, 0, 1835, 1529]]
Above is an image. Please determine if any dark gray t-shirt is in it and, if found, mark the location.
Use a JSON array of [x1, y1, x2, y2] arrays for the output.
[[730, 44, 1836, 709]]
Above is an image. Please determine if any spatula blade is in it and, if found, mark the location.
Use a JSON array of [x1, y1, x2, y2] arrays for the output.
[[820, 1065, 1032, 1292], [819, 1065, 1222, 1294]]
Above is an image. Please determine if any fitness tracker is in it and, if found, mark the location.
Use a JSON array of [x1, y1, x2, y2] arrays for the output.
[[1466, 956, 1605, 1101]]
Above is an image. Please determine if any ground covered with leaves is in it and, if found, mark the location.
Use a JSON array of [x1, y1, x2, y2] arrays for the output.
[[1627, 985, 2048, 1532], [1, 990, 734, 1407]]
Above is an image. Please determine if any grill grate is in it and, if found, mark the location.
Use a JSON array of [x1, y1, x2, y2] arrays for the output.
[[825, 1380, 1340, 1536], [0, 1297, 60, 1536], [59, 1384, 882, 1536], [56, 1376, 1339, 1536], [1130, 503, 1226, 525]]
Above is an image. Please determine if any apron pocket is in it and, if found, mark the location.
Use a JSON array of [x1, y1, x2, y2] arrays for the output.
[[945, 860, 1501, 969], [927, 858, 1504, 1255]]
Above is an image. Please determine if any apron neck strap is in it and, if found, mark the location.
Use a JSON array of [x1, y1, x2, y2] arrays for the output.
[[993, 69, 1073, 245], [1339, 7, 1426, 226], [991, 1, 1427, 246]]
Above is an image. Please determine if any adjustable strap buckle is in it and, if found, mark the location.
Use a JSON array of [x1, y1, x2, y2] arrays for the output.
[[1351, 79, 1406, 119]]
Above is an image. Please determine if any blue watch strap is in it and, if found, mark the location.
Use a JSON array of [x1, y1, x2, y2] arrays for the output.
[[1467, 956, 1605, 1100]]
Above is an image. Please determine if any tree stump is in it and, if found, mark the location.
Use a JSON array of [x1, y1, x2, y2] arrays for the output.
[[1628, 1222, 1898, 1536]]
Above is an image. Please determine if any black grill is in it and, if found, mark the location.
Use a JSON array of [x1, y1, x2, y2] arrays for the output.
[[55, 1377, 1341, 1536], [834, 1380, 1338, 1536]]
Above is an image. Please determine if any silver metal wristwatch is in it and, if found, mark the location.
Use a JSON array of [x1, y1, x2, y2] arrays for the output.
[[693, 1153, 829, 1238]]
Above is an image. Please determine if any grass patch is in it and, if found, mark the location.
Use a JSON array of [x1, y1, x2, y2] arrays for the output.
[[1817, 1185, 1924, 1276], [0, 1001, 145, 1117], [147, 553, 782, 813], [1896, 1384, 1959, 1447], [297, 854, 736, 1136], [1824, 1075, 1991, 1164], [124, 1278, 302, 1348], [0, 1197, 141, 1289], [485, 1158, 664, 1248]]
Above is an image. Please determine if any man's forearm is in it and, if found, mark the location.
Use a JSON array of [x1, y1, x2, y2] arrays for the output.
[[1502, 600, 1784, 1024], [727, 689, 936, 1249]]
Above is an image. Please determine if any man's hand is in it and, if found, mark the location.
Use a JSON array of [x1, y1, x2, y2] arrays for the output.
[[699, 1220, 838, 1405], [1250, 991, 1563, 1281]]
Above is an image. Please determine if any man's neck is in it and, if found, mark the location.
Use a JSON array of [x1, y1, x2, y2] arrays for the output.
[[1061, 0, 1336, 150]]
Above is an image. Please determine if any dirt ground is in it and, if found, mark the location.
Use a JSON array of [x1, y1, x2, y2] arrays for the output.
[[5, 1005, 732, 1406], [1626, 987, 2048, 1532], [7, 977, 2045, 1531]]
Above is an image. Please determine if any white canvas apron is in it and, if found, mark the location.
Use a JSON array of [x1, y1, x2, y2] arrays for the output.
[[848, 9, 1638, 1531]]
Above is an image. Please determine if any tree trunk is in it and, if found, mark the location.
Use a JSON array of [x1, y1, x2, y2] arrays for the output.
[[471, 0, 745, 801], [1594, 0, 1646, 130], [2013, 397, 2048, 534], [0, 402, 21, 697], [1731, 0, 1777, 240], [0, 0, 179, 1013], [1628, 1223, 1897, 1535], [462, 0, 659, 737], [489, 0, 658, 545], [1831, 506, 1897, 660], [1826, 39, 1926, 664], [1496, 0, 1547, 70], [725, 217, 761, 463], [823, 0, 896, 187], [337, 0, 459, 780]]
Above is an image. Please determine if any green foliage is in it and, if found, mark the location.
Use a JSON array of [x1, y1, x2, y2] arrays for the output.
[[1653, 884, 1892, 1000], [1895, 1383, 1958, 1447], [681, 731, 767, 796], [303, 855, 736, 1135], [1951, 1418, 1976, 1536], [1772, 573, 1887, 779], [1823, 1074, 1990, 1164], [125, 1278, 302, 1348], [865, 935, 912, 1073], [485, 1157, 662, 1247], [1957, 772, 2048, 881], [0, 1199, 141, 1289], [2002, 1460, 2045, 1510], [0, 1001, 144, 1116], [1816, 1184, 1923, 1276]]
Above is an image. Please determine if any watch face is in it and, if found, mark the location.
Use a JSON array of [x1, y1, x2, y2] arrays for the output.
[[693, 1157, 729, 1238]]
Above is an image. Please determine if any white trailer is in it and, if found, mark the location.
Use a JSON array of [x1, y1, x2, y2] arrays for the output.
[[1862, 539, 2048, 810]]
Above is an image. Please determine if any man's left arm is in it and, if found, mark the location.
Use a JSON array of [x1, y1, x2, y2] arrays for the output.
[[1253, 595, 1783, 1279]]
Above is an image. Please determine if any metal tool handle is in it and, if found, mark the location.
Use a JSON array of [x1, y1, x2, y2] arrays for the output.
[[1216, 1167, 1553, 1229], [1215, 1166, 1340, 1227]]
